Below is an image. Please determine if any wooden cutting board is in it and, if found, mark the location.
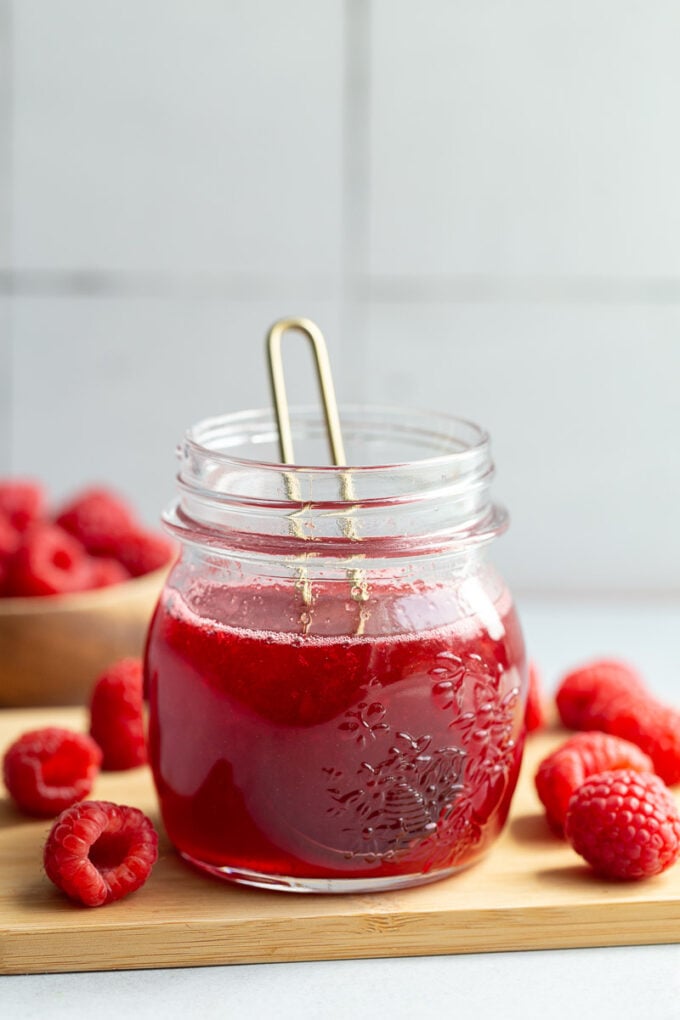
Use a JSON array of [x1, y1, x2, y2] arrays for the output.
[[2, 706, 680, 975]]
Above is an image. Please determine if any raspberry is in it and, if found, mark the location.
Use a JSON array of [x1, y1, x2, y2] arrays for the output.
[[0, 479, 45, 531], [535, 731, 654, 833], [3, 728, 102, 817], [555, 658, 680, 786], [90, 658, 147, 770], [55, 487, 136, 557], [556, 659, 645, 730], [525, 661, 546, 733], [604, 699, 680, 786], [113, 528, 175, 578], [565, 769, 680, 880], [0, 510, 20, 558], [43, 800, 158, 906], [86, 556, 131, 589], [9, 524, 93, 596], [0, 511, 21, 595]]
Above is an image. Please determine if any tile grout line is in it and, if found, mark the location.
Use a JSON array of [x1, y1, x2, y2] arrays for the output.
[[5, 266, 680, 306], [361, 275, 680, 305], [0, 270, 341, 300]]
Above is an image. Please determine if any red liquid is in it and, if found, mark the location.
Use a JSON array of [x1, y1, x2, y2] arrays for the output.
[[146, 579, 526, 884]]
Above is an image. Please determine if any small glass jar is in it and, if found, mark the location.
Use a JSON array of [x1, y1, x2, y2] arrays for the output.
[[145, 406, 527, 893]]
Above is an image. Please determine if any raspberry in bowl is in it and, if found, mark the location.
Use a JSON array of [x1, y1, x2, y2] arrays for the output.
[[0, 480, 175, 706]]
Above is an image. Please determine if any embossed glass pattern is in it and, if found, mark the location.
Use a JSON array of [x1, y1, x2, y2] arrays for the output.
[[146, 407, 527, 892]]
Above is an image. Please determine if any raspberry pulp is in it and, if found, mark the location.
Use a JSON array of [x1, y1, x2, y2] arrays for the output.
[[565, 769, 680, 880], [43, 800, 158, 906], [90, 658, 147, 770], [147, 581, 526, 882], [535, 731, 654, 834], [3, 727, 102, 816]]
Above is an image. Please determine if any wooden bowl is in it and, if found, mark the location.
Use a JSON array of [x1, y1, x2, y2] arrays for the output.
[[0, 568, 167, 707]]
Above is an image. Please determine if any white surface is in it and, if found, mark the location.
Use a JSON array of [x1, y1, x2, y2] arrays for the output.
[[4, 945, 680, 1020], [3, 597, 680, 1020], [517, 597, 680, 700]]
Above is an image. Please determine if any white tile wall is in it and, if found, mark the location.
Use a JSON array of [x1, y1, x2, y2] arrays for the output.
[[8, 296, 344, 524], [3, 1, 680, 595], [363, 300, 680, 594], [369, 1, 680, 279], [0, 1, 9, 271], [12, 0, 344, 277], [0, 307, 10, 469]]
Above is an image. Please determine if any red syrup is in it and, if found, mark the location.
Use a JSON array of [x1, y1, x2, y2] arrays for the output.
[[146, 578, 527, 886]]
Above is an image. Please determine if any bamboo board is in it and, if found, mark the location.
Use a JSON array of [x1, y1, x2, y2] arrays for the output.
[[2, 707, 680, 975]]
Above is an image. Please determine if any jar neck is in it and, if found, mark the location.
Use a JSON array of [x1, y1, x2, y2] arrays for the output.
[[164, 406, 508, 560]]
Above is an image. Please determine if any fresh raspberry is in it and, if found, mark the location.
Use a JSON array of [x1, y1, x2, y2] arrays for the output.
[[0, 510, 20, 558], [0, 511, 20, 595], [3, 728, 102, 817], [55, 487, 136, 557], [43, 800, 158, 906], [9, 524, 93, 596], [535, 731, 654, 833], [113, 528, 175, 578], [555, 659, 645, 730], [90, 658, 147, 770], [86, 556, 131, 589], [603, 699, 680, 786], [565, 769, 680, 880], [525, 661, 547, 733], [0, 479, 45, 531], [556, 659, 680, 785]]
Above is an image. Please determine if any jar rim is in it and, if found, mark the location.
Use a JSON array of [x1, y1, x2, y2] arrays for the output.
[[183, 404, 490, 474], [169, 404, 507, 556]]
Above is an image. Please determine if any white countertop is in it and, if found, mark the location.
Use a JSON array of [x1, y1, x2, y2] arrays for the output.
[[4, 596, 680, 1020]]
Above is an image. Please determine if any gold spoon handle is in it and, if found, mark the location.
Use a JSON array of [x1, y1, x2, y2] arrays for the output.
[[266, 317, 347, 467]]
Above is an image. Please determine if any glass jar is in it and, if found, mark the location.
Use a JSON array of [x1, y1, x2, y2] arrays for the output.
[[145, 405, 527, 893]]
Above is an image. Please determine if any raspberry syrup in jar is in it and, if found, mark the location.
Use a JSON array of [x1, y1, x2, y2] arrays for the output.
[[146, 406, 527, 892]]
